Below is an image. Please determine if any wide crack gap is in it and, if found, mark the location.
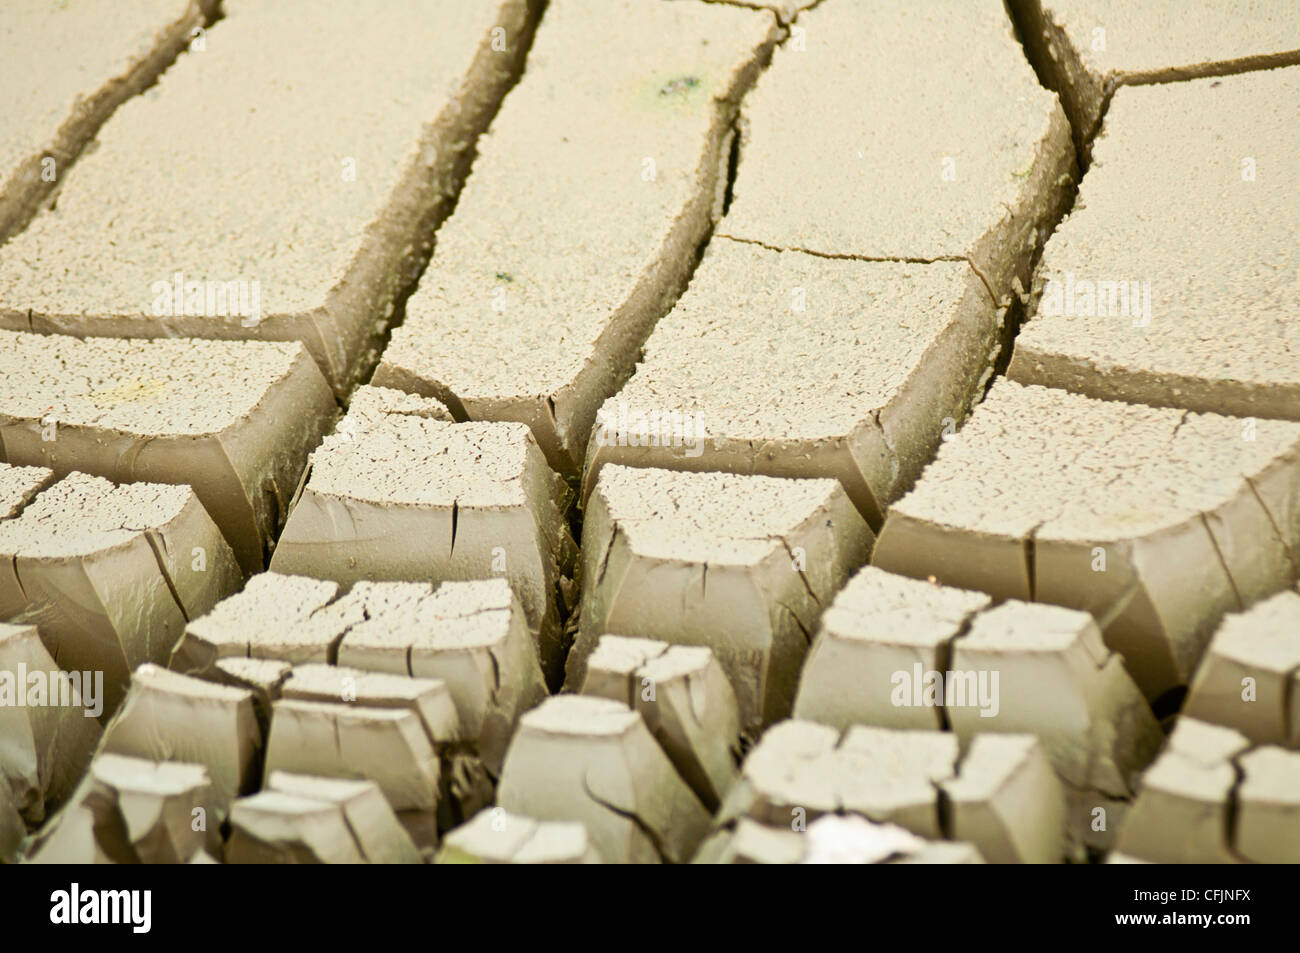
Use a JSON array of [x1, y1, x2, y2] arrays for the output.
[[1223, 744, 1256, 864], [933, 606, 985, 733], [355, 0, 549, 392]]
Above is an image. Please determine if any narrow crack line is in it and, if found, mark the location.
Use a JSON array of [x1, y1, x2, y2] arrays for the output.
[[1243, 475, 1300, 579], [1168, 409, 1193, 445], [935, 607, 984, 732], [777, 602, 814, 646], [486, 645, 502, 696], [1199, 513, 1244, 611], [962, 255, 999, 308], [338, 811, 373, 864], [582, 774, 673, 864], [10, 554, 28, 604], [717, 231, 969, 267], [777, 537, 821, 609], [143, 529, 189, 623], [594, 526, 618, 589], [1023, 521, 1045, 603], [449, 498, 459, 560]]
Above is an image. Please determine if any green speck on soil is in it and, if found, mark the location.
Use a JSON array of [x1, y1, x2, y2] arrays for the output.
[[495, 272, 513, 283], [659, 75, 701, 97]]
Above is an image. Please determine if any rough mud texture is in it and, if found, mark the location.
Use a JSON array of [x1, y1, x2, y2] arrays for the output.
[[8, 0, 1300, 867], [270, 391, 576, 684], [0, 0, 541, 395], [586, 241, 998, 527], [0, 330, 335, 570], [874, 380, 1300, 700], [0, 469, 241, 714], [1010, 69, 1300, 421], [795, 568, 1161, 793], [571, 466, 873, 731], [335, 578, 547, 776], [714, 719, 1067, 863], [374, 0, 782, 474], [720, 0, 1075, 305], [794, 566, 992, 731], [0, 0, 218, 244], [1011, 0, 1300, 151]]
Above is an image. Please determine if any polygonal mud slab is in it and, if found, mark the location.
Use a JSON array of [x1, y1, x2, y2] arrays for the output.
[[374, 0, 782, 474], [716, 720, 1067, 862], [80, 754, 215, 864], [1010, 69, 1300, 421], [719, 0, 1075, 304], [1184, 589, 1300, 747], [496, 695, 710, 864], [434, 808, 600, 864], [0, 330, 335, 571], [171, 573, 354, 673], [270, 389, 575, 684], [716, 720, 956, 840], [939, 734, 1069, 864], [1011, 0, 1300, 150], [0, 0, 217, 244], [1234, 747, 1300, 863], [570, 466, 873, 731], [1111, 718, 1250, 863], [101, 665, 259, 816], [585, 240, 999, 527], [227, 772, 421, 865], [0, 469, 241, 714], [210, 657, 292, 738], [949, 601, 1162, 798], [0, 621, 102, 827], [263, 699, 440, 848], [27, 753, 215, 864], [283, 664, 460, 748], [0, 463, 53, 519], [873, 380, 1300, 700], [581, 634, 741, 811], [336, 578, 547, 776], [280, 663, 484, 829], [793, 568, 1160, 797], [0, 0, 540, 396], [793, 566, 992, 731]]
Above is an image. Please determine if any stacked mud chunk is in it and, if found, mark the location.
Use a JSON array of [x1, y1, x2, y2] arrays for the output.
[[3, 0, 1298, 863]]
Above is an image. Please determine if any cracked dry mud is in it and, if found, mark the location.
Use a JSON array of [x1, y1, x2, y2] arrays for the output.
[[2, 0, 1298, 866]]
